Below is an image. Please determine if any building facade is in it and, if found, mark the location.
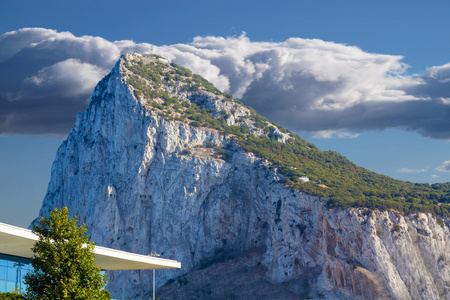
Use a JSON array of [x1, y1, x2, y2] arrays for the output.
[[0, 254, 32, 293], [0, 222, 181, 294]]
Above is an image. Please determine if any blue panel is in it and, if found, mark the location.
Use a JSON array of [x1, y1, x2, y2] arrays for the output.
[[0, 265, 6, 281], [0, 259, 7, 267], [0, 279, 6, 293], [21, 269, 29, 282], [6, 281, 15, 293], [7, 267, 16, 282], [0, 254, 32, 294]]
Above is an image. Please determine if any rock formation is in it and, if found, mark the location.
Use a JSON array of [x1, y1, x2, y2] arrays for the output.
[[36, 54, 450, 299]]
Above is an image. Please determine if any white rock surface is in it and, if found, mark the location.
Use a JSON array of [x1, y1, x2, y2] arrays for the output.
[[36, 57, 450, 299]]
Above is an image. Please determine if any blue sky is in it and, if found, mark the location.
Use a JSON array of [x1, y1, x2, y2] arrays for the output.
[[2, 0, 450, 227]]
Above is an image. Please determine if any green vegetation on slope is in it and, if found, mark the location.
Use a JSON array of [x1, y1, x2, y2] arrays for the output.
[[122, 54, 450, 218], [236, 134, 450, 217]]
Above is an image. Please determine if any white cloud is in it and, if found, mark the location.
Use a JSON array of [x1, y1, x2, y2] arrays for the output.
[[24, 59, 107, 98], [159, 34, 421, 108], [397, 167, 428, 174], [0, 28, 120, 135], [431, 174, 440, 178], [153, 34, 446, 139], [436, 161, 450, 172], [0, 28, 67, 63], [311, 130, 359, 139], [3, 28, 450, 139]]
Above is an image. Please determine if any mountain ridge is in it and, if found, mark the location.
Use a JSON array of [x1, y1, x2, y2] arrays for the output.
[[117, 53, 450, 218], [35, 53, 450, 299]]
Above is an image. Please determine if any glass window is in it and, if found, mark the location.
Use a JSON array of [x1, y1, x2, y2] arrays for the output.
[[7, 267, 16, 282], [0, 259, 7, 267], [0, 265, 6, 281], [6, 281, 16, 293], [21, 269, 29, 282], [0, 255, 32, 294]]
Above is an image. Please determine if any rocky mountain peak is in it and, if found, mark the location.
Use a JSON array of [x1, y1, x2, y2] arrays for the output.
[[35, 53, 450, 299], [118, 53, 290, 143]]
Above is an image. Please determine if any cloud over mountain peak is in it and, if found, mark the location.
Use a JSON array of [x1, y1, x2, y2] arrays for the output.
[[2, 28, 450, 139]]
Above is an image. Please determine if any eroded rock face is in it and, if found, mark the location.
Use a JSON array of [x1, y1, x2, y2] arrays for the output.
[[36, 57, 450, 299]]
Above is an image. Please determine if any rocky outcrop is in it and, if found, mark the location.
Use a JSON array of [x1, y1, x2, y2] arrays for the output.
[[36, 55, 450, 299]]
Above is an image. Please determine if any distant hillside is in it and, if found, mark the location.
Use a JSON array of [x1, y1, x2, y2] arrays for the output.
[[121, 53, 450, 218]]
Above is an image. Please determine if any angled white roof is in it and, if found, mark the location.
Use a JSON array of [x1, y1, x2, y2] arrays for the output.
[[0, 222, 180, 270]]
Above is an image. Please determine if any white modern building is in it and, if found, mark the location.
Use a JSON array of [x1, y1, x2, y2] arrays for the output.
[[0, 222, 181, 294]]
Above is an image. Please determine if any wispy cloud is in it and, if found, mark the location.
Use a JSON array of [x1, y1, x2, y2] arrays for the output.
[[397, 167, 428, 174], [310, 130, 360, 139], [3, 28, 450, 138], [436, 160, 450, 172]]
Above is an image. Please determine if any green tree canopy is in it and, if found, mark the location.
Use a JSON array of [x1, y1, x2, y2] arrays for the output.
[[24, 207, 110, 300], [0, 292, 26, 299]]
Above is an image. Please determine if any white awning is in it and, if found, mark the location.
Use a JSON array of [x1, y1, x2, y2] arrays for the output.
[[0, 222, 180, 270]]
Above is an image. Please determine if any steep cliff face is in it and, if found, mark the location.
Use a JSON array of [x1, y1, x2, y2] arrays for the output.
[[37, 54, 450, 299]]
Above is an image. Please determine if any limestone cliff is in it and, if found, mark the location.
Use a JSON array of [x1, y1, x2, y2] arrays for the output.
[[36, 54, 450, 299]]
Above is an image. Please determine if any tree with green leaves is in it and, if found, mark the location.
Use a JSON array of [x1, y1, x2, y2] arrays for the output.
[[0, 292, 26, 299], [24, 207, 110, 299]]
